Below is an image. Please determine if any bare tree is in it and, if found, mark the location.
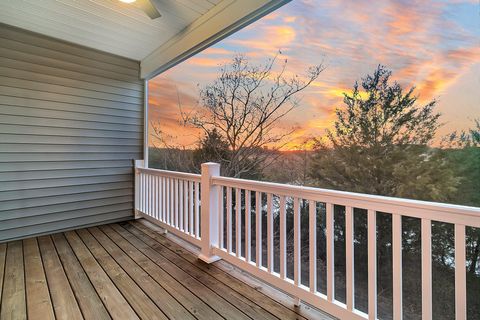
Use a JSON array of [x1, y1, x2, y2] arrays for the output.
[[182, 53, 324, 178], [149, 122, 196, 172]]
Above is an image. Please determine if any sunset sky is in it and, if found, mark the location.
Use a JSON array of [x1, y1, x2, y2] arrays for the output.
[[148, 0, 480, 150]]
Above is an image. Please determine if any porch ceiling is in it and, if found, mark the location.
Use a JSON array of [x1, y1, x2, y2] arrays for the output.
[[0, 0, 289, 79]]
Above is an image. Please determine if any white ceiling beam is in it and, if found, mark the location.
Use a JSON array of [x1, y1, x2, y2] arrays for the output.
[[140, 0, 290, 79]]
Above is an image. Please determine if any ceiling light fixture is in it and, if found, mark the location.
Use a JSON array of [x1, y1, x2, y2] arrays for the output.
[[118, 0, 161, 19]]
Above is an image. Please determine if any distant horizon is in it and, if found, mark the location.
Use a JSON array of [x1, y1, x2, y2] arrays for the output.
[[148, 0, 480, 151]]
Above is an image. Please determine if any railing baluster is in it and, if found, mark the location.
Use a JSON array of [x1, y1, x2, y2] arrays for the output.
[[326, 203, 334, 301], [175, 179, 179, 228], [149, 174, 153, 215], [138, 172, 141, 212], [155, 176, 159, 219], [256, 191, 262, 268], [184, 180, 188, 232], [279, 196, 286, 279], [345, 206, 354, 311], [163, 177, 166, 222], [157, 176, 161, 221], [218, 186, 224, 249], [152, 175, 155, 216], [171, 178, 175, 226], [267, 193, 273, 272], [153, 175, 156, 216], [134, 169, 139, 213], [142, 173, 146, 213], [455, 224, 466, 320], [227, 187, 232, 253], [392, 214, 403, 320], [195, 181, 200, 238], [139, 173, 143, 212], [152, 176, 156, 219], [189, 181, 194, 235], [151, 175, 154, 216], [167, 178, 171, 225], [236, 188, 242, 257], [422, 219, 432, 320], [162, 177, 166, 222], [179, 180, 184, 231], [152, 175, 156, 216], [309, 200, 317, 293], [245, 190, 251, 262], [143, 173, 147, 213], [145, 174, 149, 214], [149, 175, 153, 215], [158, 176, 161, 220], [294, 197, 300, 287], [368, 209, 377, 320], [170, 178, 174, 226], [159, 177, 162, 221], [168, 179, 175, 226]]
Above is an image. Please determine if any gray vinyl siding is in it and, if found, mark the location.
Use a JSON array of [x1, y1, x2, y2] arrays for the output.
[[0, 23, 143, 242]]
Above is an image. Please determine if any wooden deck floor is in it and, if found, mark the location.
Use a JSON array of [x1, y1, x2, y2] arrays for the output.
[[0, 220, 334, 320]]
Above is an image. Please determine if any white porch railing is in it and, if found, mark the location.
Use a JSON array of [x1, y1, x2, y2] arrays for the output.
[[134, 160, 480, 320], [134, 160, 202, 247]]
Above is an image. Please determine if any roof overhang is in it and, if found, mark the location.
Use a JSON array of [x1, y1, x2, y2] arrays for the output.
[[0, 0, 290, 80], [140, 0, 290, 79]]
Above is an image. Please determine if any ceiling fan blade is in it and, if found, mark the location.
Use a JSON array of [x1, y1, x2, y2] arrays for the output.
[[136, 0, 161, 19]]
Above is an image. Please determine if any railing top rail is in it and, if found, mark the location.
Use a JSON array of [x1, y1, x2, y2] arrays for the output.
[[136, 167, 201, 182], [212, 176, 480, 226]]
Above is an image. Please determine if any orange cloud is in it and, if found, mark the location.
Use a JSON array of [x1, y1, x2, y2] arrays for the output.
[[397, 46, 480, 102], [202, 47, 232, 55], [148, 77, 202, 148], [228, 25, 296, 53], [186, 56, 225, 67], [324, 88, 370, 100], [283, 16, 297, 23], [386, 3, 425, 36], [416, 69, 456, 99]]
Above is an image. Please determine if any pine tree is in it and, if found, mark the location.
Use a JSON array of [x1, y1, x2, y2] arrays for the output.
[[310, 65, 458, 202]]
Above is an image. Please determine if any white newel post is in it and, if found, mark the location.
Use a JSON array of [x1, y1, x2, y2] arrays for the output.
[[134, 159, 144, 219], [198, 162, 221, 263]]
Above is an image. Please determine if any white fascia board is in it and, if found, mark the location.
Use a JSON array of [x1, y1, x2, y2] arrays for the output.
[[140, 0, 290, 79]]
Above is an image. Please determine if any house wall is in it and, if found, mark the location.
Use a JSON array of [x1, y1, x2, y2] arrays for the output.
[[0, 24, 144, 242]]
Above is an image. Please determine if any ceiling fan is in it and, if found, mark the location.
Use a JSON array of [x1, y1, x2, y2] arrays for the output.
[[119, 0, 161, 19]]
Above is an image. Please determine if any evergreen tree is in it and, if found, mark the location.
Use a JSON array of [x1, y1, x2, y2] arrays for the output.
[[309, 66, 463, 318], [310, 65, 458, 202]]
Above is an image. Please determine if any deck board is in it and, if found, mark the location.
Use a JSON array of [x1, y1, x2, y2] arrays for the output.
[[1, 241, 26, 320], [89, 226, 199, 319], [101, 225, 229, 320], [64, 230, 138, 320], [74, 228, 166, 320], [108, 224, 252, 320], [127, 221, 315, 320], [23, 238, 55, 320], [51, 233, 110, 320], [123, 222, 280, 320], [0, 221, 336, 320], [37, 235, 83, 320]]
